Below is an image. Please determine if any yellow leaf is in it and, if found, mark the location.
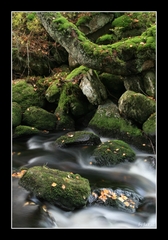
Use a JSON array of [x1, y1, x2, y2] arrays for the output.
[[124, 201, 130, 206], [51, 182, 57, 187]]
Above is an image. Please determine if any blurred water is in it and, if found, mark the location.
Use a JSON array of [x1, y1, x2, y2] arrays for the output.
[[12, 132, 156, 229]]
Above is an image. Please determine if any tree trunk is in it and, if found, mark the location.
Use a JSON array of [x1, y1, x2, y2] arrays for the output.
[[37, 12, 155, 76]]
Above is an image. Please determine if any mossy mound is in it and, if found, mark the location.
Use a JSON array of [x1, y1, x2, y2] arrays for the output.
[[22, 106, 57, 130], [13, 125, 40, 138], [91, 139, 136, 166], [18, 166, 91, 210]]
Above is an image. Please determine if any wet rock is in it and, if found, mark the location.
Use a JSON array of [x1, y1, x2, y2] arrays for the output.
[[91, 139, 136, 166], [88, 188, 143, 213], [18, 166, 91, 211], [55, 130, 101, 147]]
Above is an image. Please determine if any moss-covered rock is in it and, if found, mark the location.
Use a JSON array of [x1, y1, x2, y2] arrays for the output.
[[22, 106, 57, 130], [91, 139, 136, 166], [18, 166, 91, 210], [13, 125, 40, 138], [45, 79, 61, 103], [111, 12, 156, 39], [118, 90, 156, 124], [88, 100, 153, 152], [65, 65, 89, 80], [55, 114, 75, 131], [55, 130, 101, 147], [142, 112, 156, 136], [12, 79, 45, 112], [12, 102, 22, 127], [54, 80, 91, 131]]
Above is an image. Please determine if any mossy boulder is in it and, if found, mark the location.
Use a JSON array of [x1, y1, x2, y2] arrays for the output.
[[55, 130, 101, 147], [12, 79, 45, 112], [18, 166, 91, 210], [118, 90, 156, 124], [88, 100, 152, 152], [54, 80, 90, 131], [13, 125, 40, 138], [91, 139, 136, 166], [22, 106, 57, 130], [45, 79, 61, 103], [142, 112, 156, 136], [12, 102, 22, 127]]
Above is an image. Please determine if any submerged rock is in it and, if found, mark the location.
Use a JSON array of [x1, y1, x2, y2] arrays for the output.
[[88, 188, 143, 213]]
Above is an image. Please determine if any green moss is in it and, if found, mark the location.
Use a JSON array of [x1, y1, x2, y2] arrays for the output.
[[112, 12, 156, 32], [26, 12, 36, 21], [96, 34, 116, 44], [112, 14, 132, 29], [89, 114, 141, 137], [55, 130, 101, 147], [92, 139, 136, 166], [12, 80, 45, 112], [110, 25, 156, 54], [13, 125, 40, 137], [18, 166, 91, 210], [66, 66, 89, 80], [23, 106, 57, 130], [142, 112, 156, 136], [76, 12, 98, 26], [12, 102, 22, 127], [45, 80, 61, 103]]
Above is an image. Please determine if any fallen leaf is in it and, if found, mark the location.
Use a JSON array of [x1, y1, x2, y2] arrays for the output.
[[51, 182, 57, 187]]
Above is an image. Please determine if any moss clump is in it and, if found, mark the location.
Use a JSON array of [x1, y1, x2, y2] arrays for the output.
[[96, 34, 117, 45], [65, 65, 89, 80], [112, 12, 156, 32]]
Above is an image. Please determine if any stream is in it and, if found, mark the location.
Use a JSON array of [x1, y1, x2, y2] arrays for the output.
[[12, 129, 157, 229]]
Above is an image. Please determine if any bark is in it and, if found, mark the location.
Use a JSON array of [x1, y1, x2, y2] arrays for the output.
[[37, 12, 155, 76]]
